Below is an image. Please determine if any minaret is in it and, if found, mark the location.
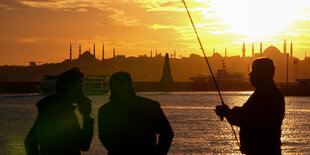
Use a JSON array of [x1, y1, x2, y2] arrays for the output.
[[260, 41, 262, 54], [93, 43, 96, 58], [113, 47, 115, 58], [70, 43, 72, 61], [156, 50, 158, 56], [89, 48, 90, 53], [283, 39, 287, 54], [79, 43, 81, 57], [174, 50, 176, 58], [225, 48, 227, 58], [160, 53, 174, 84], [102, 43, 104, 61], [242, 42, 246, 58], [150, 50, 152, 57], [252, 42, 254, 58], [290, 41, 293, 59]]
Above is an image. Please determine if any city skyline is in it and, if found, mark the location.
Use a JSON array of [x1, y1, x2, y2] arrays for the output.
[[1, 0, 310, 65]]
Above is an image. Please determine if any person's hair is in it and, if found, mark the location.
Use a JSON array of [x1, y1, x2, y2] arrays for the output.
[[56, 68, 84, 95], [252, 57, 275, 79], [109, 72, 135, 98]]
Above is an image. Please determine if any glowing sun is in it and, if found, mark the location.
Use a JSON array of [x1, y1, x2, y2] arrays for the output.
[[206, 0, 308, 37]]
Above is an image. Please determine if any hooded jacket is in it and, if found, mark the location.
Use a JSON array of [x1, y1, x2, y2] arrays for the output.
[[24, 95, 94, 155]]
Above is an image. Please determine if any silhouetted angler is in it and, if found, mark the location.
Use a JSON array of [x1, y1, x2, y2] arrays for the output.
[[216, 58, 285, 154], [98, 72, 174, 155], [24, 68, 94, 155]]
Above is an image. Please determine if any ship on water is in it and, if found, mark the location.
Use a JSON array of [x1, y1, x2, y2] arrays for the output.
[[190, 59, 249, 89], [39, 74, 108, 95]]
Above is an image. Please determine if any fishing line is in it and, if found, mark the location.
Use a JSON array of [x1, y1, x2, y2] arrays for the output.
[[180, 0, 240, 149]]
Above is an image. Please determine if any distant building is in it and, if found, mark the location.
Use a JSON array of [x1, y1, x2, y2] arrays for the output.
[[102, 43, 105, 61], [242, 42, 246, 58], [260, 42, 263, 54], [252, 42, 254, 58], [290, 41, 293, 59], [29, 61, 36, 67], [263, 46, 282, 57], [79, 44, 81, 56], [160, 53, 174, 83], [70, 43, 72, 61], [78, 51, 97, 62], [93, 43, 96, 58]]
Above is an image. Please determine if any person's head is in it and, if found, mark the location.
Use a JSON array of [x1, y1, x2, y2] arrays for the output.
[[56, 68, 84, 101], [249, 57, 275, 87], [109, 72, 135, 98]]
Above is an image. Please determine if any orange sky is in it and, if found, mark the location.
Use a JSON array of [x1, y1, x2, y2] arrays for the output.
[[1, 0, 310, 65]]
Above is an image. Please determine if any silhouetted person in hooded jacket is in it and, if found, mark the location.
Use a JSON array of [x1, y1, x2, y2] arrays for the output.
[[216, 58, 285, 154], [98, 72, 174, 155], [24, 68, 94, 155]]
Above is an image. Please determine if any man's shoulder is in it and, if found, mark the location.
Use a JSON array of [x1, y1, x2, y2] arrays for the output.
[[98, 101, 113, 113], [135, 96, 161, 108], [36, 94, 58, 110], [134, 96, 163, 115], [136, 96, 159, 104], [255, 84, 283, 98]]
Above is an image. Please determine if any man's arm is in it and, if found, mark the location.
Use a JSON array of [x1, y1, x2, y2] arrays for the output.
[[216, 98, 253, 127], [77, 96, 94, 151], [97, 106, 115, 151], [79, 116, 94, 151], [24, 119, 40, 155], [216, 93, 274, 127], [153, 102, 174, 155]]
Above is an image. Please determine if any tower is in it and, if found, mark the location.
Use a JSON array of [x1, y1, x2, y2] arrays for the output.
[[252, 42, 254, 58], [70, 43, 72, 61], [283, 39, 287, 54], [225, 48, 227, 57], [79, 43, 81, 57], [260, 41, 262, 54], [113, 48, 115, 58], [174, 50, 176, 58], [156, 50, 158, 56], [160, 53, 174, 84], [93, 43, 96, 58], [290, 41, 293, 59], [150, 50, 152, 57], [242, 42, 246, 58], [102, 43, 104, 61]]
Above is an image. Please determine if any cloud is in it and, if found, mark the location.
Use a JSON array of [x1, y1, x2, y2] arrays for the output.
[[19, 0, 106, 10], [1, 37, 50, 43], [106, 7, 141, 26], [18, 0, 143, 26]]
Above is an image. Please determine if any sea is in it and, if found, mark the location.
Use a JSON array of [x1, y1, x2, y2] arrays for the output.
[[0, 91, 310, 154]]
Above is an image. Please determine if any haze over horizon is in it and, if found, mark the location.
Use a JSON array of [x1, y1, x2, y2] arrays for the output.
[[1, 0, 310, 65]]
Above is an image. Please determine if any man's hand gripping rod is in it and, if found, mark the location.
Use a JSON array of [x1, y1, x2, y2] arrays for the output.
[[181, 0, 240, 148]]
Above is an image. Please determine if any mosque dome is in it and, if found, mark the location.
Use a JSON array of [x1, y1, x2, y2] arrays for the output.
[[80, 51, 94, 58], [211, 52, 223, 59], [263, 46, 281, 55]]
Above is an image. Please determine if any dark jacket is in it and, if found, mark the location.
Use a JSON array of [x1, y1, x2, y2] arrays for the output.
[[225, 81, 285, 154], [98, 95, 174, 155], [24, 95, 94, 155]]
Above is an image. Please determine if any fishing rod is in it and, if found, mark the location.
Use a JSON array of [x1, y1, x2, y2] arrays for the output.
[[181, 0, 240, 149]]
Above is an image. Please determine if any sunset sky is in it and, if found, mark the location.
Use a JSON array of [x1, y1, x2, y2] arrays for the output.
[[1, 0, 310, 65]]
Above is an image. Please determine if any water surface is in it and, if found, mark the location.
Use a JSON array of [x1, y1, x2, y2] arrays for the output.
[[0, 92, 309, 154]]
